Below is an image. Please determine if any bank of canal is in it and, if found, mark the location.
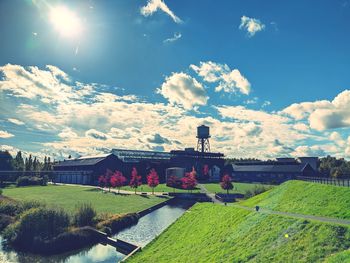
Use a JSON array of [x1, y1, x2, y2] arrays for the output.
[[0, 199, 195, 262]]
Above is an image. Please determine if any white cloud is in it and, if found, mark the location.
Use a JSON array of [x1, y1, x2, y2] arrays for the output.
[[283, 90, 350, 131], [163, 32, 182, 43], [140, 0, 182, 24], [190, 61, 251, 95], [7, 118, 25, 125], [0, 130, 14, 138], [239, 16, 266, 37], [58, 128, 78, 139], [85, 129, 108, 140], [157, 72, 208, 109]]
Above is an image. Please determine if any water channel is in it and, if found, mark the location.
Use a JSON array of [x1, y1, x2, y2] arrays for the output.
[[0, 199, 194, 263]]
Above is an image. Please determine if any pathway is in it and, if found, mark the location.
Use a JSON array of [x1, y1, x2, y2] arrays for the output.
[[232, 204, 350, 226], [198, 183, 222, 203]]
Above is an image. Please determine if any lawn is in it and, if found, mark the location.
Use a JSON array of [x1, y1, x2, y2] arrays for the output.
[[128, 203, 350, 263], [120, 184, 201, 193], [203, 182, 274, 194], [240, 180, 350, 220], [2, 185, 168, 214]]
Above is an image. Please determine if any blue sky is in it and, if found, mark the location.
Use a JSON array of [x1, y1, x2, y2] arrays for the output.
[[0, 0, 350, 160]]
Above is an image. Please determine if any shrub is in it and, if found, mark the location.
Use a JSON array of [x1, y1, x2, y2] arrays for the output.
[[73, 203, 96, 227], [16, 176, 47, 187], [0, 200, 43, 217], [244, 185, 272, 199], [96, 213, 139, 234], [3, 207, 70, 248], [0, 214, 14, 231]]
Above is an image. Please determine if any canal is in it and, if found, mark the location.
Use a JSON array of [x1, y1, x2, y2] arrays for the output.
[[0, 199, 194, 262]]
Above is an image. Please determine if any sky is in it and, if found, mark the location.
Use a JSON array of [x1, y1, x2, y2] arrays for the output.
[[0, 0, 350, 160]]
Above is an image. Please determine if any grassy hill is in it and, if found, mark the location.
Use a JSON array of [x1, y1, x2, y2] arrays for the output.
[[241, 180, 350, 220], [129, 181, 350, 262], [2, 185, 167, 214], [128, 203, 350, 262]]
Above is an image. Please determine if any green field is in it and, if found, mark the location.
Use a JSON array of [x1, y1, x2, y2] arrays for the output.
[[128, 203, 350, 262], [120, 183, 200, 193], [2, 185, 168, 214], [203, 182, 274, 194], [241, 180, 350, 220]]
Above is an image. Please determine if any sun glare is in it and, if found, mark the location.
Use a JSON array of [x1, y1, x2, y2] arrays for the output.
[[49, 6, 82, 38]]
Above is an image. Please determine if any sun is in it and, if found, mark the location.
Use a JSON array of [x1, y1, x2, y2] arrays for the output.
[[49, 6, 83, 38]]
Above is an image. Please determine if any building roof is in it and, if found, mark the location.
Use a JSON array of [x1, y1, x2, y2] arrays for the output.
[[232, 163, 310, 173], [54, 153, 115, 167]]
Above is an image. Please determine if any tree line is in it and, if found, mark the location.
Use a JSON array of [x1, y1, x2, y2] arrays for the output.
[[0, 150, 53, 172]]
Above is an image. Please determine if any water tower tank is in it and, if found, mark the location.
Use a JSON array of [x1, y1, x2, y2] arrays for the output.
[[197, 125, 210, 139]]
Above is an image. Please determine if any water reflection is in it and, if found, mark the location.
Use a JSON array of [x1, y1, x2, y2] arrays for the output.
[[0, 199, 194, 263]]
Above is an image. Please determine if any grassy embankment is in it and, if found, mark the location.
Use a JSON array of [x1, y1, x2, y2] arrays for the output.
[[203, 182, 274, 194], [241, 180, 350, 220], [2, 185, 168, 214], [129, 180, 350, 262]]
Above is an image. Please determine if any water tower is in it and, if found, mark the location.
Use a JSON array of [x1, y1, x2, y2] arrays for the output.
[[197, 125, 210, 153]]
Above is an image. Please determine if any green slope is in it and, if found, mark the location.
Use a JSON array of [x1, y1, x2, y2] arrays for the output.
[[2, 185, 167, 214], [128, 204, 350, 263], [241, 180, 350, 219]]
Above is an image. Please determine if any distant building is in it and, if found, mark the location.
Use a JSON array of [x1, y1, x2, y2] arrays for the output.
[[53, 153, 122, 185], [231, 157, 318, 184]]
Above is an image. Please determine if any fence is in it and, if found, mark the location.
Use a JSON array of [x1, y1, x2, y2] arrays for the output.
[[297, 176, 350, 187]]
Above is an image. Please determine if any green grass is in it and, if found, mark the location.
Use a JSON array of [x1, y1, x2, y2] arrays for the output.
[[2, 185, 168, 214], [128, 203, 350, 263], [325, 249, 350, 263], [240, 180, 350, 220], [120, 184, 200, 193], [203, 182, 274, 194]]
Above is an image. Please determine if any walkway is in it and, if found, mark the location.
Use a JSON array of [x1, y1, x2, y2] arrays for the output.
[[232, 204, 350, 226], [198, 183, 222, 203]]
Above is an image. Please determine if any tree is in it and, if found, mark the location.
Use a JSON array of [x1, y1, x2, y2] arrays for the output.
[[167, 175, 182, 193], [98, 175, 106, 190], [25, 155, 33, 171], [104, 169, 113, 192], [181, 172, 197, 193], [147, 168, 159, 194], [0, 151, 14, 171], [220, 174, 233, 195], [129, 167, 142, 194], [110, 170, 126, 194], [13, 151, 24, 171]]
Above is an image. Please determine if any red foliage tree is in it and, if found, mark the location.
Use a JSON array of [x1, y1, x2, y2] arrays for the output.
[[220, 174, 234, 195], [147, 168, 159, 194], [110, 170, 127, 194], [167, 176, 182, 193], [181, 172, 197, 193], [129, 167, 142, 194], [98, 175, 106, 190], [203, 164, 209, 180], [104, 169, 114, 192]]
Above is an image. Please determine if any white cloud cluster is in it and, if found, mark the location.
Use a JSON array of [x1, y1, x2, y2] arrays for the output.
[[1, 64, 350, 160], [191, 61, 251, 94], [140, 0, 182, 24], [239, 16, 266, 37], [283, 90, 350, 131], [7, 118, 25, 125], [157, 72, 208, 109], [163, 32, 182, 43], [0, 130, 14, 138]]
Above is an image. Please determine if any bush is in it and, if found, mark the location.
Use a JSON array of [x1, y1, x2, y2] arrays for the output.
[[16, 176, 47, 187], [96, 213, 139, 234], [0, 214, 14, 231], [3, 207, 70, 248], [73, 203, 96, 227], [0, 200, 43, 217], [244, 185, 272, 199]]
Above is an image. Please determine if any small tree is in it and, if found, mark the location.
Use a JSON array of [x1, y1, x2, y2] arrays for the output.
[[147, 168, 159, 194], [181, 172, 197, 193], [110, 170, 126, 194], [105, 169, 113, 192], [220, 174, 233, 195], [129, 167, 142, 194], [98, 175, 106, 190], [203, 164, 209, 180], [167, 175, 182, 193]]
